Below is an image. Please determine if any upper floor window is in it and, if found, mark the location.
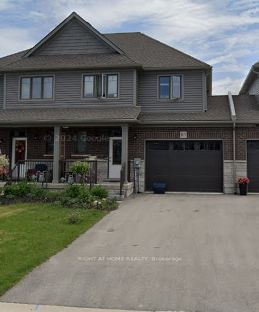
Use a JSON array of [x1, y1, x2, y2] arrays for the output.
[[83, 74, 118, 99], [20, 76, 53, 100], [159, 75, 182, 100]]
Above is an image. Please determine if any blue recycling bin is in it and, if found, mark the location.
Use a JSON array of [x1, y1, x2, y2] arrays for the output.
[[153, 182, 166, 194]]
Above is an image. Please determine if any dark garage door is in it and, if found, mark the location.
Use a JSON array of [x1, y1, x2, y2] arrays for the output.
[[146, 140, 223, 192], [247, 141, 259, 192]]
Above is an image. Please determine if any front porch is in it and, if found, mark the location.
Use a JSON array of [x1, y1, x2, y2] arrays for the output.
[[0, 125, 132, 197]]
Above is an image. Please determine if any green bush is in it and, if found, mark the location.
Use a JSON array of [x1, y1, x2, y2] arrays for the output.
[[90, 185, 108, 199], [63, 185, 85, 198], [3, 181, 47, 198], [70, 161, 89, 175]]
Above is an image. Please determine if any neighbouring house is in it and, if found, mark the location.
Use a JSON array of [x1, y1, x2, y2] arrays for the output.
[[0, 12, 259, 194], [237, 63, 259, 192]]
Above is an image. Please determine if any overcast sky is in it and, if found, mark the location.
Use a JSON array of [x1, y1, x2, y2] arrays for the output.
[[0, 0, 258, 94]]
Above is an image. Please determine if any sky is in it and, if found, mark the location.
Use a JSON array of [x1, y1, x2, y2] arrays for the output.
[[0, 0, 259, 95]]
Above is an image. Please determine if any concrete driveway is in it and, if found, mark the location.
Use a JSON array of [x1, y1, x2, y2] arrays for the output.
[[1, 194, 259, 312]]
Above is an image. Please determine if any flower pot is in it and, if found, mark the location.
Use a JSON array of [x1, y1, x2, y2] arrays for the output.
[[239, 183, 248, 195]]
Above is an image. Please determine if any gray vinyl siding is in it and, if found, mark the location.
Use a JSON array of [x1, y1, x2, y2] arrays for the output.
[[248, 77, 259, 95], [0, 76, 3, 109], [34, 19, 114, 56], [138, 70, 205, 112], [5, 69, 134, 108]]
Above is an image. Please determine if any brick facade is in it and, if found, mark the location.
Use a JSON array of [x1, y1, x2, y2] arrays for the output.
[[2, 126, 259, 164], [236, 126, 259, 160], [129, 126, 234, 160]]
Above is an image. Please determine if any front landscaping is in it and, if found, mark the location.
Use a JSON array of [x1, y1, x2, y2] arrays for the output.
[[0, 181, 118, 296]]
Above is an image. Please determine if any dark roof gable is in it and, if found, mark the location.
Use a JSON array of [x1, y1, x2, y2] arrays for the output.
[[0, 12, 211, 73], [24, 12, 124, 57]]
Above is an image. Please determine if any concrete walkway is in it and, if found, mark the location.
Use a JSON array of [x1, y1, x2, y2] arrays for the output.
[[1, 194, 259, 312]]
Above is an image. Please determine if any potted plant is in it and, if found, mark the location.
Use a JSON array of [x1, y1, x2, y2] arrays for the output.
[[70, 161, 89, 184], [237, 177, 250, 195]]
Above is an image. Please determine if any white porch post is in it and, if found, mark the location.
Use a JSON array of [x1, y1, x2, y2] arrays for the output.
[[121, 124, 128, 183], [53, 126, 61, 183]]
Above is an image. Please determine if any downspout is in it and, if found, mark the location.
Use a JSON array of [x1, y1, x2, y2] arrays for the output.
[[228, 92, 237, 193]]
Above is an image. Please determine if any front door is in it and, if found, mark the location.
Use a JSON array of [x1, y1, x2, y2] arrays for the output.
[[109, 137, 122, 179], [12, 137, 27, 178]]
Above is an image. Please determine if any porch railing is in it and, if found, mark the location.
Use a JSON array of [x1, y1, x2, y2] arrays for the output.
[[60, 159, 98, 186], [7, 159, 105, 186], [10, 159, 54, 182]]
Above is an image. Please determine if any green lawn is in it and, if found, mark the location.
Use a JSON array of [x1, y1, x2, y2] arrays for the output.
[[0, 203, 107, 296]]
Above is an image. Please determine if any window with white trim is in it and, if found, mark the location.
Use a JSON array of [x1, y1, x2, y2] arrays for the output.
[[159, 75, 182, 99], [20, 76, 53, 100], [83, 74, 118, 99]]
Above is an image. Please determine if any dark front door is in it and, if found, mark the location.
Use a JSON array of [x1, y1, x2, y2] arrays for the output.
[[247, 141, 259, 192], [146, 140, 223, 192]]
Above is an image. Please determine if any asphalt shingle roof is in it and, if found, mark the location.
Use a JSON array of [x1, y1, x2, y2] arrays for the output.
[[0, 106, 140, 125], [0, 33, 210, 72], [0, 53, 139, 72], [0, 96, 234, 125], [138, 96, 231, 123], [233, 95, 259, 123], [0, 50, 27, 68], [106, 32, 211, 70]]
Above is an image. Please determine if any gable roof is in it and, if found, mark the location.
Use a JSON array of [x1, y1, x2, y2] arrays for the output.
[[239, 63, 259, 94], [25, 12, 124, 57], [105, 32, 211, 70], [0, 12, 211, 73]]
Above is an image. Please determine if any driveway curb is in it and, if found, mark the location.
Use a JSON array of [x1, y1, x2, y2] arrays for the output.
[[0, 303, 154, 312]]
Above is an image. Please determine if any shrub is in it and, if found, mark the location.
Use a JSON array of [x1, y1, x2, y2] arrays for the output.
[[70, 161, 89, 175], [2, 181, 47, 199], [63, 184, 86, 198], [67, 209, 82, 224], [90, 185, 108, 199]]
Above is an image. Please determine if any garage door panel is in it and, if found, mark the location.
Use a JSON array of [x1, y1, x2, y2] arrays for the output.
[[146, 140, 223, 192], [247, 141, 259, 192]]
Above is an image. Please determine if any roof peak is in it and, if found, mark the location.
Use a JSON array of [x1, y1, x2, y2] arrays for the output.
[[24, 12, 124, 57]]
